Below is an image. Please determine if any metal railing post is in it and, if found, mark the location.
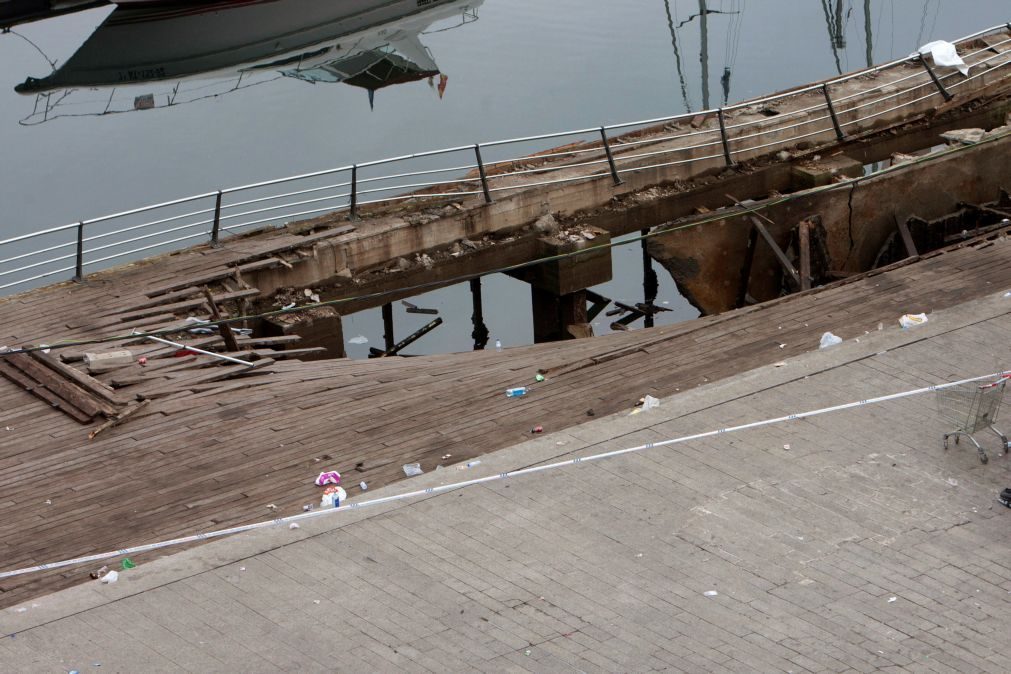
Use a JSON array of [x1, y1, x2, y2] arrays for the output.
[[717, 108, 734, 166], [73, 221, 84, 282], [474, 144, 493, 204], [349, 164, 358, 220], [918, 54, 954, 102], [210, 191, 223, 246], [599, 127, 623, 186], [821, 84, 846, 142]]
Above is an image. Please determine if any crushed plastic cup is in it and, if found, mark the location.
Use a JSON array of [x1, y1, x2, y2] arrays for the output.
[[505, 387, 528, 397], [819, 332, 842, 349], [898, 313, 928, 329], [403, 463, 424, 477]]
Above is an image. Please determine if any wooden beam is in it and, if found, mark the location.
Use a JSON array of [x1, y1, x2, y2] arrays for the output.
[[737, 225, 759, 307], [798, 220, 812, 291], [897, 217, 919, 258], [89, 400, 151, 440], [203, 287, 240, 353]]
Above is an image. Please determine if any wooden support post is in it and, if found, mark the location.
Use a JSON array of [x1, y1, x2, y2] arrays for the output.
[[203, 287, 240, 353], [798, 220, 812, 291], [896, 217, 919, 258], [382, 302, 395, 353], [584, 289, 611, 322], [737, 225, 758, 307], [751, 219, 802, 288], [469, 278, 489, 350]]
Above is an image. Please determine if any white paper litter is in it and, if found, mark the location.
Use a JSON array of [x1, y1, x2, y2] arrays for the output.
[[898, 313, 928, 329], [819, 332, 843, 349], [913, 40, 969, 76], [348, 335, 369, 345]]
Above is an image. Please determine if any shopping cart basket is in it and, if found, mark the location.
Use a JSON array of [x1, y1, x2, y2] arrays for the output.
[[935, 376, 1010, 464]]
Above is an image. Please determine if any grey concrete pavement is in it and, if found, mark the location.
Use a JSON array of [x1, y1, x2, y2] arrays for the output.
[[3, 292, 1011, 673]]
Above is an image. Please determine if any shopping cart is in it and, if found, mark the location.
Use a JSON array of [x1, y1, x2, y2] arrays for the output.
[[936, 376, 1010, 464]]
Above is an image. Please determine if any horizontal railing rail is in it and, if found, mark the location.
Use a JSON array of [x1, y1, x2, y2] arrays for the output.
[[1, 22, 1008, 294]]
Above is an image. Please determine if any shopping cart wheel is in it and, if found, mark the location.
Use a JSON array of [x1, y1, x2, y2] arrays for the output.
[[978, 448, 989, 464], [943, 434, 950, 450]]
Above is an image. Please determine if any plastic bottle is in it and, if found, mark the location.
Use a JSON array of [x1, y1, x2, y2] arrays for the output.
[[495, 339, 502, 352], [505, 387, 528, 397]]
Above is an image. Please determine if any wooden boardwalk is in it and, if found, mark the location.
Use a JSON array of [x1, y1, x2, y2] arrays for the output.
[[1, 222, 1010, 607]]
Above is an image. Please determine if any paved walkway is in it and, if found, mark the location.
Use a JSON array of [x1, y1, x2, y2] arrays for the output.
[[2, 292, 1011, 672]]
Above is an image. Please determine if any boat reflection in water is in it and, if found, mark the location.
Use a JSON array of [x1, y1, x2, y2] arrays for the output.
[[16, 0, 480, 124]]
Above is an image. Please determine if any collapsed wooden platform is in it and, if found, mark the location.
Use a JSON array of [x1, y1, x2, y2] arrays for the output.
[[1, 223, 1009, 608]]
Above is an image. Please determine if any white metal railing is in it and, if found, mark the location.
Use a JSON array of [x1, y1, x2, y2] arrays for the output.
[[1, 22, 1008, 294]]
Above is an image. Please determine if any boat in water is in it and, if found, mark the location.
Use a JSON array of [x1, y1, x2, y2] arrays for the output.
[[15, 0, 480, 122]]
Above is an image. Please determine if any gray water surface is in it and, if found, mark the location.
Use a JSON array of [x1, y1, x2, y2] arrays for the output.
[[2, 0, 1007, 356]]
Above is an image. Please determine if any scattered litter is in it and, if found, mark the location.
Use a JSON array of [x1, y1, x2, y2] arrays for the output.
[[4, 426, 10, 431], [240, 567, 246, 571], [14, 607, 26, 613], [281, 302, 296, 310], [913, 40, 970, 76], [641, 395, 660, 411], [137, 357, 148, 366], [289, 523, 300, 530], [773, 362, 787, 368], [524, 649, 532, 656], [348, 335, 369, 345], [819, 332, 843, 349], [898, 313, 928, 329], [946, 477, 958, 487], [359, 481, 368, 491], [532, 425, 544, 434], [266, 503, 278, 511], [778, 343, 786, 349], [534, 373, 546, 382], [1004, 291, 1011, 298], [403, 463, 424, 477], [887, 596, 897, 603], [313, 599, 321, 605], [878, 322, 884, 330], [320, 486, 347, 508], [704, 590, 719, 597], [100, 570, 119, 584], [302, 504, 313, 512], [505, 386, 528, 398], [465, 460, 481, 468], [495, 339, 502, 351], [314, 470, 341, 486], [635, 553, 643, 558], [556, 441, 567, 446], [783, 444, 791, 450], [121, 558, 135, 570], [441, 454, 452, 460], [44, 499, 51, 505], [586, 409, 595, 417], [89, 566, 108, 580]]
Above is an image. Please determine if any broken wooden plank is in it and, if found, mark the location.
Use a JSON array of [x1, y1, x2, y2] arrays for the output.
[[897, 217, 920, 258], [6, 352, 109, 418], [0, 359, 94, 423], [26, 350, 125, 407], [203, 288, 240, 353], [113, 289, 260, 323], [89, 400, 151, 440]]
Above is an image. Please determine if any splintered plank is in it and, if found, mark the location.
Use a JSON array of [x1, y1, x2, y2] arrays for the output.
[[26, 350, 125, 406], [111, 289, 262, 322], [4, 353, 110, 418], [0, 360, 94, 423]]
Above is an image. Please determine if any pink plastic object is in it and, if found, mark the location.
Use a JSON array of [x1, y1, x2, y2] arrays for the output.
[[315, 471, 341, 486]]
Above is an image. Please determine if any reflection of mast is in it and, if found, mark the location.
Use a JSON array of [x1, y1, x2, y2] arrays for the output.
[[863, 0, 873, 67], [663, 0, 692, 112], [821, 0, 845, 74], [699, 0, 710, 110]]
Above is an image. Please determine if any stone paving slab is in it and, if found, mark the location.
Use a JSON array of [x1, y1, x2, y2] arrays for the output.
[[2, 292, 1011, 672]]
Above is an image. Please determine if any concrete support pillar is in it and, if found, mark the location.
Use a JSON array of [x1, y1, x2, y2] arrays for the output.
[[508, 227, 612, 343]]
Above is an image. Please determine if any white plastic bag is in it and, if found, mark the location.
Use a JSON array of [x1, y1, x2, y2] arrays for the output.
[[641, 395, 660, 411], [819, 332, 842, 349], [913, 40, 969, 76], [898, 313, 928, 329], [100, 570, 119, 584], [403, 463, 423, 477]]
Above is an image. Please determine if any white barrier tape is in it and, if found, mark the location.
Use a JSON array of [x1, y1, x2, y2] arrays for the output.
[[1, 369, 1007, 580]]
